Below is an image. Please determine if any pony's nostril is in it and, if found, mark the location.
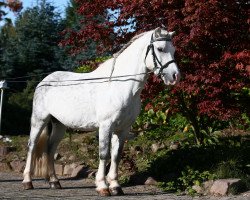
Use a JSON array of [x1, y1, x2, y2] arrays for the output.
[[173, 73, 177, 80]]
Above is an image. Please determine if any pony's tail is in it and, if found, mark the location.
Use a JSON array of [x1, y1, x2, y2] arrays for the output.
[[32, 126, 50, 180]]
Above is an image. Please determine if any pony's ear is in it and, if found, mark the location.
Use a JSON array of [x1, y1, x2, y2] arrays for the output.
[[169, 31, 176, 39], [154, 27, 162, 38], [154, 27, 174, 40]]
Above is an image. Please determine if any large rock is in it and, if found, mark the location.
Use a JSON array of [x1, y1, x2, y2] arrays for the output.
[[79, 146, 88, 153], [192, 185, 203, 194], [210, 179, 243, 196], [144, 176, 157, 185], [54, 164, 64, 176], [203, 180, 214, 195], [68, 155, 76, 161], [151, 143, 165, 153], [169, 142, 180, 150], [63, 163, 78, 176], [10, 160, 25, 173], [71, 165, 89, 179], [0, 162, 11, 171]]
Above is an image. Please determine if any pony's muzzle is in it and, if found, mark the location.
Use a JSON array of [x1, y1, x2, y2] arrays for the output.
[[162, 70, 180, 85]]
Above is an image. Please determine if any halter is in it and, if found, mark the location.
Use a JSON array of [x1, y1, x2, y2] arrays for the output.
[[145, 34, 176, 77]]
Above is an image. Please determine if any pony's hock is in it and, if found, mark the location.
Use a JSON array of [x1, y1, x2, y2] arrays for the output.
[[22, 27, 180, 195]]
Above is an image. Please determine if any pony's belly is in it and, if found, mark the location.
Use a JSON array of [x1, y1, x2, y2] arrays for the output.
[[46, 89, 98, 130], [51, 111, 98, 130]]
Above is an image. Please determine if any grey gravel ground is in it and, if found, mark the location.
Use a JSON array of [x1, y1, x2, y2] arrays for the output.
[[0, 172, 249, 200]]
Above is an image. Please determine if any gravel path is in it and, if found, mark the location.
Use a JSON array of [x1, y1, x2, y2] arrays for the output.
[[0, 172, 249, 200]]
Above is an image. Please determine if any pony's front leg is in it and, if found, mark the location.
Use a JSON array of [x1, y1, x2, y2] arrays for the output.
[[107, 131, 126, 196], [95, 122, 112, 196]]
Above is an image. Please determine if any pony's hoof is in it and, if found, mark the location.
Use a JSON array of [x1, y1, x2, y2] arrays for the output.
[[97, 188, 111, 196], [109, 187, 124, 196], [22, 182, 34, 190], [49, 181, 62, 189]]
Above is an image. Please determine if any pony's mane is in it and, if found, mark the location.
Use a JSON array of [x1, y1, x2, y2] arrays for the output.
[[113, 32, 148, 58], [109, 31, 149, 79]]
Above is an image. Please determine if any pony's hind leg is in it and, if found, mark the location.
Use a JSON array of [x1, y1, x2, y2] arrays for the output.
[[47, 120, 66, 189], [22, 117, 49, 189], [107, 130, 127, 196]]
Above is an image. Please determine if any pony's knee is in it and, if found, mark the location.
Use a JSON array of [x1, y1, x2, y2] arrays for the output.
[[99, 140, 111, 160], [99, 151, 110, 160]]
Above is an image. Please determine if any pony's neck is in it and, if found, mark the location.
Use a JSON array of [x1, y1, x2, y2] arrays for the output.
[[92, 31, 152, 96], [112, 31, 152, 77], [108, 31, 152, 97]]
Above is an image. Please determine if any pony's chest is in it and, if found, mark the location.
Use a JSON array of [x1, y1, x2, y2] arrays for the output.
[[96, 92, 141, 128]]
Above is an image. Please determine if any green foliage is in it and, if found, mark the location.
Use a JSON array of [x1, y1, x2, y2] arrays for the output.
[[168, 114, 189, 133], [134, 110, 192, 144], [94, 56, 111, 63], [0, 0, 64, 80], [159, 166, 216, 195], [135, 91, 184, 129], [74, 65, 93, 73], [60, 0, 103, 70], [73, 56, 111, 73], [215, 159, 245, 179], [242, 112, 250, 122], [2, 80, 36, 134], [178, 167, 215, 193], [119, 175, 131, 185], [235, 113, 250, 131], [8, 80, 35, 110], [0, 0, 68, 134], [135, 109, 167, 127]]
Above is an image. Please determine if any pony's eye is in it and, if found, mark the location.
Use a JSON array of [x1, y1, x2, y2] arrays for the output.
[[157, 47, 164, 52]]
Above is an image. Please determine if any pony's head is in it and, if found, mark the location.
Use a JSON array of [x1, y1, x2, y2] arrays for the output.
[[145, 27, 180, 85]]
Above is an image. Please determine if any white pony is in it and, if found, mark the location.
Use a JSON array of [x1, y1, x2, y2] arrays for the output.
[[22, 27, 180, 196]]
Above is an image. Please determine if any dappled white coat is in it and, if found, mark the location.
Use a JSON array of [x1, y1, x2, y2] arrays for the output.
[[35, 36, 149, 131], [23, 28, 180, 195]]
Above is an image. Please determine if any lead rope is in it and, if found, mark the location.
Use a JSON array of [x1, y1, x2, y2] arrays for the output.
[[109, 54, 118, 81]]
